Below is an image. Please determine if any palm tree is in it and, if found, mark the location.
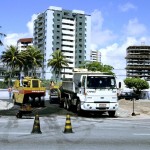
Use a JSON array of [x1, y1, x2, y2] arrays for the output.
[[0, 26, 6, 46], [1, 45, 26, 86], [26, 46, 43, 77], [47, 50, 69, 82]]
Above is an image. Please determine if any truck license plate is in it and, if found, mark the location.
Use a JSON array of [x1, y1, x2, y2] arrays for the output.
[[99, 103, 106, 107]]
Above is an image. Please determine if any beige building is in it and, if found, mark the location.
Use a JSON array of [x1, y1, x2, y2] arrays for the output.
[[17, 38, 33, 52]]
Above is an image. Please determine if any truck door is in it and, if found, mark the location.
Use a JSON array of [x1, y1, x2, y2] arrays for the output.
[[80, 76, 86, 94]]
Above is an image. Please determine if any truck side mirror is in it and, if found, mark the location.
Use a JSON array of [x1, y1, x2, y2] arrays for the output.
[[78, 82, 81, 87], [119, 82, 121, 88]]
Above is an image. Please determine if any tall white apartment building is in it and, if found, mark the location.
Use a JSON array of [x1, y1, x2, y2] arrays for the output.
[[33, 6, 91, 79], [90, 50, 101, 62]]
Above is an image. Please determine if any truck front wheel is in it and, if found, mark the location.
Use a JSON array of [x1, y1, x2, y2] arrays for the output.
[[108, 111, 116, 117], [76, 101, 83, 116]]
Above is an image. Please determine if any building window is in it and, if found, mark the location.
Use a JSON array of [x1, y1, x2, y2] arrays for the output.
[[79, 22, 82, 25], [64, 12, 69, 16], [79, 44, 82, 48], [79, 33, 82, 36], [79, 28, 82, 31]]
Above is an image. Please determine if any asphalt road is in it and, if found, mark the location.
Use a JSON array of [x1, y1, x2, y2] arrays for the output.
[[1, 90, 150, 149], [0, 116, 150, 150]]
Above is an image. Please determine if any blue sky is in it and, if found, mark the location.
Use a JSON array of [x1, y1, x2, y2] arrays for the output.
[[0, 0, 150, 79]]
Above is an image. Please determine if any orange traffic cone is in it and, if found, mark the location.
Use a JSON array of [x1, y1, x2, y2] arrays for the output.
[[31, 114, 42, 134], [63, 114, 73, 133]]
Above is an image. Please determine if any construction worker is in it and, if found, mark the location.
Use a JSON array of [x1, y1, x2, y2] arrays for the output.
[[8, 86, 12, 99], [50, 81, 55, 89]]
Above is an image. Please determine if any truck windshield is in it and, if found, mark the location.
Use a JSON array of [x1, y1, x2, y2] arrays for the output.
[[87, 76, 116, 89]]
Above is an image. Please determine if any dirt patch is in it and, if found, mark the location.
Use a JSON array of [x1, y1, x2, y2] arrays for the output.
[[117, 99, 150, 118], [0, 99, 150, 118]]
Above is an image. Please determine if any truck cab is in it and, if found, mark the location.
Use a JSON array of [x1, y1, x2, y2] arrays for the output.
[[77, 74, 118, 116]]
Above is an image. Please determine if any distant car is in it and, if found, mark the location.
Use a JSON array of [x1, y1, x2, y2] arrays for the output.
[[49, 88, 61, 104], [118, 92, 139, 100]]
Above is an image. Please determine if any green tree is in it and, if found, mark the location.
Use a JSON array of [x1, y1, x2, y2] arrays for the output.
[[1, 45, 26, 86], [124, 77, 149, 94], [47, 50, 69, 81], [80, 61, 114, 75], [26, 46, 43, 76], [0, 26, 6, 46]]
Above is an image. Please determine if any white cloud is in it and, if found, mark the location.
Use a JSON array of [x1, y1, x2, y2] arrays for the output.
[[4, 33, 29, 47], [3, 14, 37, 47], [91, 10, 117, 47], [123, 18, 147, 36], [27, 14, 38, 36], [97, 36, 150, 80], [119, 2, 137, 12], [91, 10, 103, 30], [90, 9, 150, 80]]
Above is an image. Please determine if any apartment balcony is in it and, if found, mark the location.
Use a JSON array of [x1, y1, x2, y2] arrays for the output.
[[37, 29, 44, 34], [125, 55, 150, 59], [62, 41, 74, 46], [62, 30, 75, 35], [63, 74, 73, 79], [62, 35, 75, 40], [62, 24, 75, 30], [61, 68, 73, 73], [126, 66, 150, 70], [63, 52, 74, 57], [66, 58, 74, 63], [67, 63, 74, 68], [127, 74, 150, 77], [62, 19, 75, 24], [62, 46, 74, 51]]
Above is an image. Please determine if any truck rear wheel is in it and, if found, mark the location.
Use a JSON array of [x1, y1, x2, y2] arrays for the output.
[[66, 98, 71, 111], [64, 98, 67, 109], [59, 98, 64, 108]]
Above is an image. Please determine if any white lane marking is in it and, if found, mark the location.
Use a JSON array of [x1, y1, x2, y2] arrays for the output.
[[0, 132, 30, 135], [133, 133, 150, 136]]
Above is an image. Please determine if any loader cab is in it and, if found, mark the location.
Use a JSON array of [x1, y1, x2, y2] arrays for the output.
[[14, 80, 20, 88]]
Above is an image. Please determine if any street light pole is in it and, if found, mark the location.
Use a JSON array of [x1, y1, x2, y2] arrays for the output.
[[132, 98, 136, 116]]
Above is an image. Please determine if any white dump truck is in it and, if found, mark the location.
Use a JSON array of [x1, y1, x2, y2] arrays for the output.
[[60, 68, 119, 117]]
